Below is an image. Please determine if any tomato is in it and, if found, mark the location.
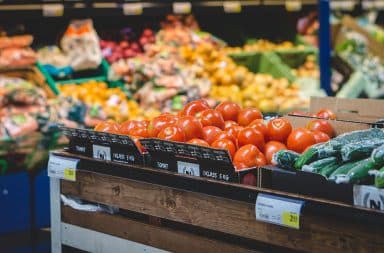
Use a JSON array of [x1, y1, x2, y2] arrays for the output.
[[226, 125, 244, 140], [215, 101, 241, 121], [248, 119, 268, 138], [180, 100, 210, 117], [202, 126, 222, 144], [287, 128, 316, 153], [264, 141, 287, 164], [157, 125, 186, 142], [213, 131, 237, 145], [119, 120, 142, 135], [128, 124, 149, 138], [211, 139, 237, 158], [241, 173, 257, 186], [237, 107, 263, 126], [237, 127, 265, 151], [312, 130, 330, 143], [130, 136, 145, 153], [148, 114, 178, 137], [316, 109, 336, 120], [224, 120, 238, 130], [177, 116, 203, 141], [94, 121, 120, 134], [233, 144, 266, 171], [306, 119, 335, 138], [187, 138, 210, 147], [199, 109, 225, 129], [267, 118, 292, 143]]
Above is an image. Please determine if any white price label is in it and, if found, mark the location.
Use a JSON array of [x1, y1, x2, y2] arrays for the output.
[[354, 185, 384, 211], [256, 193, 304, 229], [173, 2, 191, 14], [285, 0, 302, 11], [123, 3, 143, 15], [42, 4, 64, 17], [330, 1, 355, 11], [93, 145, 111, 161], [177, 161, 200, 177], [223, 1, 242, 13], [48, 154, 79, 181]]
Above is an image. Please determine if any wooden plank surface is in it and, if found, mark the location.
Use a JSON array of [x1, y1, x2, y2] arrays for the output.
[[62, 206, 260, 253], [61, 171, 384, 253]]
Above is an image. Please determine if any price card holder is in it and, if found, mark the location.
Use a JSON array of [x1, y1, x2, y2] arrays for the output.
[[255, 193, 305, 229], [42, 4, 64, 17], [48, 154, 79, 181], [173, 2, 191, 14], [177, 161, 200, 177], [92, 144, 111, 161], [285, 0, 302, 11], [223, 1, 242, 13], [123, 3, 143, 15]]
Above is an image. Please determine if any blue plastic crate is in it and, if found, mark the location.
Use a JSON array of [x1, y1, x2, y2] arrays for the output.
[[33, 169, 50, 229]]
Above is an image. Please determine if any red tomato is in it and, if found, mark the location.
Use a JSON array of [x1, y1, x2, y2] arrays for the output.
[[241, 173, 257, 186], [306, 119, 335, 138], [237, 127, 265, 151], [211, 139, 237, 158], [312, 130, 330, 143], [215, 101, 241, 121], [177, 116, 203, 141], [237, 107, 263, 126], [148, 114, 178, 137], [213, 131, 237, 145], [248, 119, 268, 138], [199, 109, 225, 129], [287, 128, 316, 153], [202, 126, 222, 144], [226, 125, 244, 139], [224, 120, 238, 130], [157, 126, 186, 142], [267, 118, 292, 143], [316, 109, 336, 120], [94, 121, 120, 134], [180, 100, 210, 117], [187, 138, 210, 147], [264, 141, 287, 164], [119, 120, 142, 135], [128, 124, 149, 138], [233, 144, 266, 171]]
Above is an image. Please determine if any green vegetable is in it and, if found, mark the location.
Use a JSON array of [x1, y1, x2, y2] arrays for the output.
[[272, 150, 300, 169], [302, 157, 338, 174], [370, 167, 384, 188], [335, 158, 380, 184], [318, 160, 341, 178], [295, 129, 384, 169], [341, 138, 384, 162], [371, 144, 384, 164], [328, 161, 362, 181]]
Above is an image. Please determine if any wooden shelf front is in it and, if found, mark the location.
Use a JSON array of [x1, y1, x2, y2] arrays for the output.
[[61, 170, 384, 253]]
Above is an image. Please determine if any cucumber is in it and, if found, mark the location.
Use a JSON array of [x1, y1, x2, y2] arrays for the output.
[[272, 150, 300, 169], [302, 157, 338, 174], [318, 160, 341, 178], [371, 144, 384, 164], [335, 158, 380, 184], [369, 167, 384, 188], [295, 129, 384, 169], [328, 160, 361, 181], [341, 138, 384, 162]]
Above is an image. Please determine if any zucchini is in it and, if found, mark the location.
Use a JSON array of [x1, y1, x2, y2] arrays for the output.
[[368, 167, 384, 188], [371, 144, 384, 164], [272, 150, 300, 170], [295, 129, 384, 169], [318, 160, 341, 178], [302, 157, 338, 174], [328, 160, 361, 181], [335, 158, 380, 184], [341, 138, 384, 162]]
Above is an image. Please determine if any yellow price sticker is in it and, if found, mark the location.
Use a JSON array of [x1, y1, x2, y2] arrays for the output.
[[64, 168, 76, 181], [282, 212, 300, 229]]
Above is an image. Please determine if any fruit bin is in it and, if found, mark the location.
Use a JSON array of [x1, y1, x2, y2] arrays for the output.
[[50, 150, 384, 253]]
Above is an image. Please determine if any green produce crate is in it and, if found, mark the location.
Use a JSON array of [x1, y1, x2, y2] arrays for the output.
[[274, 47, 317, 69]]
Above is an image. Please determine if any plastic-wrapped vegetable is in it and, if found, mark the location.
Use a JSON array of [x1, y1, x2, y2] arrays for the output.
[[328, 161, 361, 181], [302, 157, 338, 174], [341, 138, 384, 162], [336, 158, 381, 184], [369, 167, 384, 188], [271, 150, 299, 169]]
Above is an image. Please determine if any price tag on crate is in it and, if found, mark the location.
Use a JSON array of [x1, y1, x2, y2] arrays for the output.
[[354, 185, 384, 211], [223, 1, 242, 13], [42, 4, 64, 17], [48, 154, 79, 181], [177, 161, 200, 177], [92, 144, 112, 161], [123, 3, 143, 15], [255, 193, 304, 229], [285, 0, 302, 11], [173, 2, 191, 14]]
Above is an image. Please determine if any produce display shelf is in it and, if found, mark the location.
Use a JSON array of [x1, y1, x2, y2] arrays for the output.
[[50, 150, 384, 253]]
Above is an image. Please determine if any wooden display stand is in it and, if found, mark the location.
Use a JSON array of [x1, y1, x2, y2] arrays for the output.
[[50, 151, 384, 253]]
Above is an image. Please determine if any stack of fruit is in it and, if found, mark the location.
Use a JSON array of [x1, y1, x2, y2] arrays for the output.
[[94, 100, 335, 171], [225, 40, 303, 54]]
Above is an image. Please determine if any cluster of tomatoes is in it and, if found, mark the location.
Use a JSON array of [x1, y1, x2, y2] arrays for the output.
[[94, 100, 335, 171]]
